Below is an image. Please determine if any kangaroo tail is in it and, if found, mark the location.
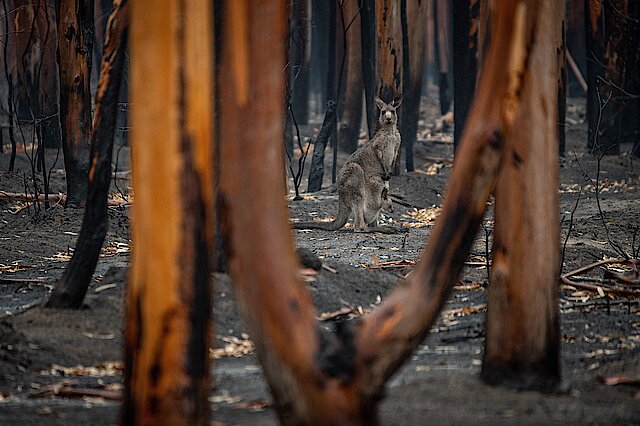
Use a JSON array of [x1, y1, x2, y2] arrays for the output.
[[292, 201, 350, 231]]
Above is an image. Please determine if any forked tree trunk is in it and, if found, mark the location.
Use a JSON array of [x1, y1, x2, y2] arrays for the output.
[[401, 0, 428, 171], [123, 0, 214, 424], [584, 0, 631, 155], [46, 0, 129, 310], [453, 0, 480, 153], [56, 0, 93, 207], [482, 0, 562, 391], [375, 0, 403, 174], [338, 0, 363, 154], [219, 0, 558, 423]]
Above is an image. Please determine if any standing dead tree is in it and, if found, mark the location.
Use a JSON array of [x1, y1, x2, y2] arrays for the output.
[[56, 0, 93, 207], [46, 0, 129, 309], [434, 0, 451, 115], [453, 0, 480, 154], [375, 0, 403, 175], [584, 0, 636, 155], [2, 0, 19, 171], [123, 0, 214, 424], [482, 0, 562, 390], [401, 0, 428, 171], [338, 0, 363, 154], [219, 0, 561, 423]]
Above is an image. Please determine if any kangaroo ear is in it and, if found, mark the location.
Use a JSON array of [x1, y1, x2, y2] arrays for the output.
[[375, 97, 385, 110], [392, 95, 402, 108]]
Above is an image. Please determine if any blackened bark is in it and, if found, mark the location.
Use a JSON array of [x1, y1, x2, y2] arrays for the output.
[[307, 101, 336, 193], [290, 0, 311, 125], [360, 0, 376, 138], [585, 0, 631, 155], [47, 0, 129, 309], [56, 0, 94, 207], [453, 0, 479, 154], [2, 0, 18, 171]]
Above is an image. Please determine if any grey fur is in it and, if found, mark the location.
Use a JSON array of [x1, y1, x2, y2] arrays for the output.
[[292, 97, 401, 232]]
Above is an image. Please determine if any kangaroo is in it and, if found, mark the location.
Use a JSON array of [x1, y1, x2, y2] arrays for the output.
[[292, 97, 401, 232]]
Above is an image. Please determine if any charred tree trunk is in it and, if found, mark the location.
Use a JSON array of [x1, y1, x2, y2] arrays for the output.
[[482, 0, 562, 391], [56, 0, 93, 207], [123, 0, 214, 424], [306, 0, 336, 191], [434, 0, 451, 115], [2, 0, 18, 171], [360, 0, 376, 138], [338, 0, 363, 154], [375, 0, 403, 174], [219, 0, 559, 423], [46, 0, 129, 310], [401, 0, 428, 171], [558, 11, 567, 157], [585, 0, 632, 155], [306, 101, 336, 192], [626, 2, 640, 157], [290, 0, 311, 125], [453, 0, 480, 154]]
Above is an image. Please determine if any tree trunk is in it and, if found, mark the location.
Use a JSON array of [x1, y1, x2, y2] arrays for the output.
[[558, 10, 567, 157], [482, 0, 562, 391], [123, 0, 214, 424], [2, 0, 18, 171], [219, 0, 558, 423], [290, 0, 311, 125], [585, 0, 632, 155], [56, 0, 93, 207], [477, 0, 494, 72], [401, 0, 428, 171], [375, 0, 403, 174], [338, 0, 363, 154], [46, 0, 129, 310], [453, 0, 480, 154], [360, 0, 376, 139], [434, 0, 451, 115], [306, 101, 336, 192]]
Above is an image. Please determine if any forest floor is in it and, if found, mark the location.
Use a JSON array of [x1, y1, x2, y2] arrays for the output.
[[0, 95, 639, 425]]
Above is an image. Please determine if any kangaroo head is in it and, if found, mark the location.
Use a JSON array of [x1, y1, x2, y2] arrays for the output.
[[375, 96, 402, 126]]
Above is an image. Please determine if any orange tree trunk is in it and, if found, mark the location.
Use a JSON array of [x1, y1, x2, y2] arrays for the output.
[[338, 0, 363, 154], [218, 0, 558, 423], [122, 0, 214, 424], [46, 0, 129, 309], [375, 0, 403, 174], [401, 0, 428, 171], [56, 0, 93, 207], [482, 0, 562, 391]]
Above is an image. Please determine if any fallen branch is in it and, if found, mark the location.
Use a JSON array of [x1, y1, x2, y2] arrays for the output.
[[561, 258, 626, 280], [30, 383, 122, 400], [0, 278, 47, 285], [0, 191, 127, 206], [560, 275, 640, 296]]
